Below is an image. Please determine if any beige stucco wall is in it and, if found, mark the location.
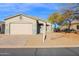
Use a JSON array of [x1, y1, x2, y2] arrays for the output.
[[5, 15, 37, 35], [38, 20, 52, 33], [60, 25, 68, 30], [70, 24, 78, 31], [46, 22, 52, 32], [61, 24, 79, 31]]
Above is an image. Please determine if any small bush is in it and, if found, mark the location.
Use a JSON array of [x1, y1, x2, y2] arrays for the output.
[[54, 28, 60, 32], [61, 28, 76, 33]]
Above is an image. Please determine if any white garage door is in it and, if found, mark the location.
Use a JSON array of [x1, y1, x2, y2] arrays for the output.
[[10, 23, 32, 35]]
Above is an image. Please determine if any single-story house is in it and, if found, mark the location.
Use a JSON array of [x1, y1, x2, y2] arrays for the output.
[[61, 19, 79, 31], [70, 19, 79, 31], [0, 14, 52, 35]]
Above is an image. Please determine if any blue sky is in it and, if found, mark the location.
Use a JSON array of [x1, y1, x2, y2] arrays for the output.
[[0, 3, 70, 21]]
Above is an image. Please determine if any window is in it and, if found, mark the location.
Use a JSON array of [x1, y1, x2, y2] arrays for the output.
[[77, 25, 79, 29]]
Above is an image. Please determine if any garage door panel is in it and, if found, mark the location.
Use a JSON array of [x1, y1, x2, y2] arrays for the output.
[[10, 24, 32, 35]]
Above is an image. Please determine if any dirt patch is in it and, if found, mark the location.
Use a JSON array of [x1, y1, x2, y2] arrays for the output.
[[0, 33, 79, 48]]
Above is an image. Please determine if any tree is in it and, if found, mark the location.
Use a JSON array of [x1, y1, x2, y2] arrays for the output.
[[61, 4, 79, 30], [62, 9, 74, 30], [72, 4, 79, 20], [48, 12, 63, 30]]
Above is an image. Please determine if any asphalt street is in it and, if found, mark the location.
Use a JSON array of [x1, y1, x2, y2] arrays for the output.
[[0, 47, 79, 56]]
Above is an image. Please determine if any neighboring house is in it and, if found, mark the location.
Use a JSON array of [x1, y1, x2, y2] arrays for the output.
[[2, 14, 52, 35], [61, 19, 79, 31], [70, 19, 79, 31]]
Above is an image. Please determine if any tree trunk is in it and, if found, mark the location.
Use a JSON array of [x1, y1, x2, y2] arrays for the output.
[[68, 20, 71, 30]]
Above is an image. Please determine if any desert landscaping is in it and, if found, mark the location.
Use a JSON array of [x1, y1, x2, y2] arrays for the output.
[[0, 32, 79, 48], [0, 4, 79, 48]]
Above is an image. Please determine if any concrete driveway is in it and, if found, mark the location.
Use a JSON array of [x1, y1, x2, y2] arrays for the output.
[[0, 32, 79, 48], [0, 47, 79, 56]]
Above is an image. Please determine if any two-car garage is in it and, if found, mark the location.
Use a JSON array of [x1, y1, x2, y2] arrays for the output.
[[10, 23, 33, 35]]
